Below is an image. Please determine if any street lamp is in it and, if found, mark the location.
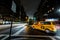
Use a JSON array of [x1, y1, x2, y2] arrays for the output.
[[56, 8, 60, 14], [52, 7, 54, 10], [58, 8, 60, 12]]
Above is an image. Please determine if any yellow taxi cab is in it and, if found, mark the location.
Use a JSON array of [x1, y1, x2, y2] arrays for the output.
[[31, 21, 57, 34]]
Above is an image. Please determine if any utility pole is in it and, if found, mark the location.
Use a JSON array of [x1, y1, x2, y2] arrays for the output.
[[9, 15, 13, 40]]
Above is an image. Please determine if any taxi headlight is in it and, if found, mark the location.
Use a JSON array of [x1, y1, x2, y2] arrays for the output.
[[53, 28, 57, 32]]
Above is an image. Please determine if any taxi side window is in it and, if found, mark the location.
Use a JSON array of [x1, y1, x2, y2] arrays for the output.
[[41, 26, 44, 29], [41, 22, 51, 25], [34, 22, 41, 25]]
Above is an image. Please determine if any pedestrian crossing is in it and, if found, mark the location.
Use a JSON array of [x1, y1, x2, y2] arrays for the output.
[[0, 35, 7, 40], [0, 35, 58, 40], [0, 35, 60, 40]]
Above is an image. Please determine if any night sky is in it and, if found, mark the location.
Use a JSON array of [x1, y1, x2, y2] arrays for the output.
[[12, 0, 41, 18], [21, 0, 41, 18]]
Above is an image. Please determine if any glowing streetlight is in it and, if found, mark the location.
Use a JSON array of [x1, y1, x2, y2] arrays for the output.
[[56, 8, 60, 15], [58, 9, 60, 12], [48, 11, 50, 13], [52, 7, 54, 10], [48, 10, 52, 13]]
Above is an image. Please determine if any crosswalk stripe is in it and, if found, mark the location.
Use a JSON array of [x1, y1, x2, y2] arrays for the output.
[[1, 34, 60, 40], [12, 26, 26, 36], [1, 24, 26, 40], [54, 36, 60, 39]]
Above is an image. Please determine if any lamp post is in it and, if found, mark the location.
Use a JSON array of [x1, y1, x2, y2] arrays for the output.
[[9, 15, 13, 40]]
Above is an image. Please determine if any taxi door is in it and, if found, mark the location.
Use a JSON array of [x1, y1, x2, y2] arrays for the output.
[[39, 22, 47, 31], [34, 22, 41, 29]]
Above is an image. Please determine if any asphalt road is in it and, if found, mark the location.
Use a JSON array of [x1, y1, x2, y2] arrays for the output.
[[0, 23, 60, 40]]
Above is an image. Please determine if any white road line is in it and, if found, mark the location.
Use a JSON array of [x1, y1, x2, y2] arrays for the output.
[[1, 34, 60, 40], [11, 38, 30, 40], [14, 38, 29, 39], [11, 35, 52, 37], [0, 35, 8, 37], [11, 35, 56, 40], [0, 34, 58, 40], [49, 36, 56, 40], [0, 25, 22, 34], [54, 36, 60, 39], [12, 26, 26, 36], [1, 35, 9, 40], [11, 35, 59, 37], [1, 25, 26, 40], [0, 34, 9, 37]]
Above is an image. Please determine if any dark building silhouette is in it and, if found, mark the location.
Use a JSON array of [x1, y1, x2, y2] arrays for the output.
[[0, 0, 21, 20], [20, 5, 27, 21], [34, 0, 59, 21]]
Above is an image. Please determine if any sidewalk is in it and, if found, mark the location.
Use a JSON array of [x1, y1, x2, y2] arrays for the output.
[[0, 23, 27, 30]]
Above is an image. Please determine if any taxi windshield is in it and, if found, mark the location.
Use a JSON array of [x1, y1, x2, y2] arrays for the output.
[[41, 22, 51, 25], [52, 22, 56, 25]]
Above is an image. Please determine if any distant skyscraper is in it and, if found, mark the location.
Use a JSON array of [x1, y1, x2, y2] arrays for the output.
[[20, 5, 27, 21], [34, 0, 58, 21], [0, 0, 21, 20]]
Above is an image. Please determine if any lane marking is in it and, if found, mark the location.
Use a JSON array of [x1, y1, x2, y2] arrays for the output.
[[1, 24, 26, 40], [11, 37, 56, 40], [49, 36, 56, 40], [0, 24, 25, 33], [0, 23, 58, 40], [12, 35, 56, 40], [0, 34, 9, 37], [12, 35, 51, 37], [0, 25, 25, 33], [1, 34, 60, 40], [54, 36, 60, 39], [11, 38, 29, 40], [1, 35, 9, 40], [12, 26, 26, 36]]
